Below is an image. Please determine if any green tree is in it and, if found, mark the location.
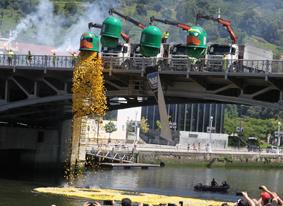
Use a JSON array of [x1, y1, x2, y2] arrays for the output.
[[156, 120, 162, 132], [104, 121, 117, 143], [140, 117, 149, 134]]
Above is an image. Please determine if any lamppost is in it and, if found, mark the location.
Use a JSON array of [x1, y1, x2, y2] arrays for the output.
[[208, 116, 214, 153], [277, 121, 281, 154]]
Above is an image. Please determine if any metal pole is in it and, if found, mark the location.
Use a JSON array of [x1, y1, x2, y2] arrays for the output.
[[208, 116, 213, 153], [277, 121, 281, 154], [135, 111, 138, 145]]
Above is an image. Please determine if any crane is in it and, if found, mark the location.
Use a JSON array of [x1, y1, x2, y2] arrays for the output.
[[88, 22, 130, 43], [150, 16, 191, 31], [196, 13, 237, 44], [109, 8, 146, 29], [108, 9, 172, 143]]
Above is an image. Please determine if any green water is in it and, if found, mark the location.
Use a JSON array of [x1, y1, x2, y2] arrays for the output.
[[1, 167, 283, 206]]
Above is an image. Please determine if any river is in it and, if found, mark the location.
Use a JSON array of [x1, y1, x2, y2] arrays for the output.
[[1, 167, 283, 206]]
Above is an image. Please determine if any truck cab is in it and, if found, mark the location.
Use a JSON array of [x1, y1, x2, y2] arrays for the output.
[[102, 43, 131, 69], [131, 43, 166, 69], [206, 43, 239, 71]]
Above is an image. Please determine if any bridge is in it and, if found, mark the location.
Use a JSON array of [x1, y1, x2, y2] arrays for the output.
[[0, 54, 282, 128], [0, 54, 282, 172]]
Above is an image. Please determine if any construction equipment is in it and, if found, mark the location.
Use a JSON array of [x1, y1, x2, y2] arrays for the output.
[[196, 13, 237, 44], [108, 9, 172, 142], [150, 16, 207, 69], [88, 22, 131, 69], [88, 22, 129, 43], [100, 16, 123, 48], [150, 16, 191, 32], [79, 31, 100, 52], [150, 16, 207, 58], [196, 11, 272, 72], [109, 8, 162, 57]]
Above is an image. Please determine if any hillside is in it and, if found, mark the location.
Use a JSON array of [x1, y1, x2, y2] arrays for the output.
[[0, 0, 282, 57]]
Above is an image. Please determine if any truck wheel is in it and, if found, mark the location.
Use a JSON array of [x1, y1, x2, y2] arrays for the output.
[[121, 60, 131, 70]]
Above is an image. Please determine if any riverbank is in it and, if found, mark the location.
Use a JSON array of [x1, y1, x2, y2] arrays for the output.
[[137, 151, 283, 168]]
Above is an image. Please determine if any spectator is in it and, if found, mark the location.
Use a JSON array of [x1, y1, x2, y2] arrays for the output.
[[83, 201, 106, 206], [52, 50, 57, 67], [236, 192, 255, 206], [187, 144, 190, 151], [122, 198, 132, 206], [26, 50, 32, 65], [70, 51, 78, 67], [7, 49, 14, 66], [257, 185, 283, 206]]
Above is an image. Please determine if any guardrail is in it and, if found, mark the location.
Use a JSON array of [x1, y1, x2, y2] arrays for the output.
[[0, 54, 282, 74]]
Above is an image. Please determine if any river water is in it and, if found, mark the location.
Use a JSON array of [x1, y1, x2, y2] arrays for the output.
[[1, 167, 283, 206]]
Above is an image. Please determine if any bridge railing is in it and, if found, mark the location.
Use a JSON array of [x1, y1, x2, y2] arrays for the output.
[[0, 54, 282, 74], [0, 54, 74, 68], [102, 56, 283, 74]]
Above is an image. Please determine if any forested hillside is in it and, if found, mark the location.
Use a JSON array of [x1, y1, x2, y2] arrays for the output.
[[0, 0, 282, 57]]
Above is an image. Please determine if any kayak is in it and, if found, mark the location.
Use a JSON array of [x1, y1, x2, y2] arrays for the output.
[[34, 187, 232, 206]]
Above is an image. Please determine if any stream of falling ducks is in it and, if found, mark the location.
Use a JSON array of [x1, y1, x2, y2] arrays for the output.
[[66, 51, 107, 184]]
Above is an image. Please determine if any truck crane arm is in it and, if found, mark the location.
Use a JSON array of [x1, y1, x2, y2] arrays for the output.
[[109, 8, 146, 29], [88, 22, 130, 43], [150, 16, 191, 31], [196, 14, 238, 44]]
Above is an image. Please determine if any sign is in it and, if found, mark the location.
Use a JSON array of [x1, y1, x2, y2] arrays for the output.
[[146, 71, 158, 90]]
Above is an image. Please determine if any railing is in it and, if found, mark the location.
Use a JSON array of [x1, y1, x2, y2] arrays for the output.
[[0, 54, 74, 68], [0, 54, 282, 74]]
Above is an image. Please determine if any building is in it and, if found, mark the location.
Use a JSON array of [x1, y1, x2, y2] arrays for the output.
[[179, 131, 228, 150], [81, 107, 142, 145], [142, 103, 225, 134]]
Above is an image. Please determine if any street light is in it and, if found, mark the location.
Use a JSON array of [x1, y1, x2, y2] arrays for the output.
[[208, 116, 214, 153], [277, 121, 281, 154]]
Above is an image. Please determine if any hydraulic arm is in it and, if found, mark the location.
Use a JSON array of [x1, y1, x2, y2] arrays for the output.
[[88, 22, 130, 43], [196, 13, 237, 44], [150, 16, 191, 31], [109, 8, 146, 29]]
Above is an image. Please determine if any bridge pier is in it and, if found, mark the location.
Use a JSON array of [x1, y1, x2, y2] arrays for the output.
[[0, 119, 72, 175]]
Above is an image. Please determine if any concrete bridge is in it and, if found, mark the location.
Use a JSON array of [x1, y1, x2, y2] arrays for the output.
[[0, 54, 282, 127], [0, 54, 282, 172]]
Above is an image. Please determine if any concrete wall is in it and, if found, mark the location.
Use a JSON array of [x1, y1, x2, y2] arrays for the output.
[[179, 131, 228, 149], [138, 151, 283, 167], [0, 119, 72, 171]]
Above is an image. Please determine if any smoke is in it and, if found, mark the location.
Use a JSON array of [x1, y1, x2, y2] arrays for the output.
[[9, 0, 61, 46], [10, 0, 118, 53], [56, 1, 110, 52]]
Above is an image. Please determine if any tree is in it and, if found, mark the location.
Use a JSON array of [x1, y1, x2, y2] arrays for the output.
[[156, 120, 162, 132], [136, 4, 147, 16], [104, 121, 117, 143], [140, 117, 149, 134]]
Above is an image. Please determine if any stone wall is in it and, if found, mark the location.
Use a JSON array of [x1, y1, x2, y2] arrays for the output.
[[137, 151, 283, 167]]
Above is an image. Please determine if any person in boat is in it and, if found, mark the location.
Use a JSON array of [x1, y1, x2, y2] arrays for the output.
[[211, 178, 218, 187], [235, 192, 256, 206], [222, 181, 228, 187]]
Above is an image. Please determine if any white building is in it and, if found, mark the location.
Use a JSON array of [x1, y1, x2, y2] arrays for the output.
[[179, 131, 228, 150], [81, 107, 142, 144]]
